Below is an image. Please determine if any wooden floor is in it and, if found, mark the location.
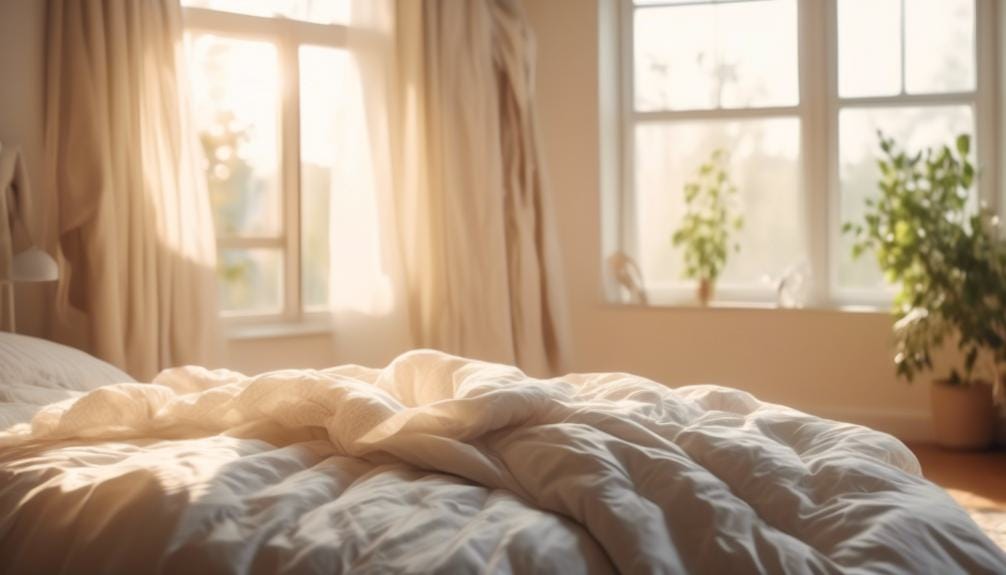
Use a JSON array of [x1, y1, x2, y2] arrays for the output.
[[910, 444, 1006, 549], [911, 444, 1006, 509]]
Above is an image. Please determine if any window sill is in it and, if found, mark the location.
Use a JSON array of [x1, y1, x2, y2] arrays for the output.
[[226, 317, 333, 340], [615, 283, 896, 315], [602, 299, 891, 316]]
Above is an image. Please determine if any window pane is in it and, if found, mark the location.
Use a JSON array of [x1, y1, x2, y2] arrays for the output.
[[634, 0, 707, 4], [300, 46, 350, 310], [218, 248, 283, 314], [634, 0, 798, 111], [188, 34, 282, 238], [299, 45, 389, 314], [838, 0, 901, 98], [633, 0, 735, 4], [906, 0, 975, 94], [634, 118, 805, 291], [837, 106, 974, 291], [182, 0, 349, 25]]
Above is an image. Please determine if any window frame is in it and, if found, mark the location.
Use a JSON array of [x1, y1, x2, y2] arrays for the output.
[[182, 6, 348, 328], [615, 0, 1001, 308]]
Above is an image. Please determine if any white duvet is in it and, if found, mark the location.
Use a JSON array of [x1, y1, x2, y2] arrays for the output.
[[0, 350, 1003, 574]]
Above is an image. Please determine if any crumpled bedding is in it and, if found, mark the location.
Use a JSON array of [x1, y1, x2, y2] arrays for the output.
[[1, 349, 1003, 574]]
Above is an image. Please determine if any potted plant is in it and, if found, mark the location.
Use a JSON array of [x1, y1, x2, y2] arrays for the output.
[[844, 132, 1006, 449], [672, 149, 743, 306]]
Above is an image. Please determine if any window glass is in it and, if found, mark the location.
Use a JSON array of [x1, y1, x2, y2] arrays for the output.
[[837, 105, 974, 290], [838, 0, 901, 98], [218, 248, 283, 313], [905, 0, 975, 94], [299, 46, 350, 310], [634, 118, 805, 290], [188, 34, 282, 238], [633, 0, 798, 111]]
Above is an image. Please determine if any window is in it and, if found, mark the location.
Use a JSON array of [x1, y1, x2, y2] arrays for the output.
[[617, 0, 998, 307], [834, 0, 980, 301], [182, 0, 351, 323]]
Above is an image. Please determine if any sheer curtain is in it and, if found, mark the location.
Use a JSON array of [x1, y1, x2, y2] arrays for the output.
[[334, 0, 570, 375], [46, 0, 219, 379], [320, 0, 415, 368]]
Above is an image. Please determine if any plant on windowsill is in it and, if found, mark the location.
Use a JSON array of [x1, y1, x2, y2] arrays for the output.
[[671, 149, 743, 306], [843, 132, 1006, 449]]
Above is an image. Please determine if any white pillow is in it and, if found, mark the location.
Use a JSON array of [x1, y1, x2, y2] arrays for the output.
[[0, 332, 135, 393]]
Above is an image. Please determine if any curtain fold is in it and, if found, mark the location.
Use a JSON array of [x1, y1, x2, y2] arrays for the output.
[[330, 0, 569, 375], [419, 0, 570, 376], [45, 0, 219, 379], [490, 0, 571, 375], [322, 0, 416, 368], [390, 0, 571, 375]]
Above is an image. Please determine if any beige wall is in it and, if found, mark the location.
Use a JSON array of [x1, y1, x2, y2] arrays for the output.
[[227, 332, 334, 374], [0, 0, 51, 338], [523, 0, 933, 439]]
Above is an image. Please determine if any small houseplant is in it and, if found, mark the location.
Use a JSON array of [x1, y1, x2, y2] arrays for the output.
[[672, 149, 743, 306], [844, 132, 1006, 449]]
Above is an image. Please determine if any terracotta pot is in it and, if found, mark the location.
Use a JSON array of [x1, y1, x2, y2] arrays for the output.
[[930, 379, 996, 450], [697, 278, 713, 306]]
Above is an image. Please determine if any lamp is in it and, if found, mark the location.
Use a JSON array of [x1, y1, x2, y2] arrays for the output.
[[10, 246, 58, 283], [1, 246, 58, 332], [0, 142, 59, 331]]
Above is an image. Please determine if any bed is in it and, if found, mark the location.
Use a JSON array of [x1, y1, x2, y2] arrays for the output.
[[0, 332, 1003, 574]]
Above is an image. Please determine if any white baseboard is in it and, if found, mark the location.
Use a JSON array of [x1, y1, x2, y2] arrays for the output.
[[796, 405, 933, 444]]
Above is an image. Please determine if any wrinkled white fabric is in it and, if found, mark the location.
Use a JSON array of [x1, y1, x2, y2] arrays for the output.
[[0, 333, 133, 429], [1, 350, 1003, 574]]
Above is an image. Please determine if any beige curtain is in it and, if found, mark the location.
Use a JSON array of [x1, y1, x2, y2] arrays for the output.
[[395, 0, 570, 376], [45, 0, 219, 379], [327, 0, 568, 375]]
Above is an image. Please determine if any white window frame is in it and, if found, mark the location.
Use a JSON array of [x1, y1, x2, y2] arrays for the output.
[[182, 7, 347, 328], [615, 0, 1000, 309]]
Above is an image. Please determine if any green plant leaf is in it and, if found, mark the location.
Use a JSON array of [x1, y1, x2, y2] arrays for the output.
[[956, 133, 970, 156], [673, 149, 739, 282], [850, 132, 1006, 385]]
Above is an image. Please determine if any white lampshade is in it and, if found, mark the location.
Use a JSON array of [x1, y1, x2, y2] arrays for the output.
[[9, 246, 58, 282]]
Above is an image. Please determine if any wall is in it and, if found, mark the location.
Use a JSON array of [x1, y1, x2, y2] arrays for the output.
[[227, 331, 335, 374], [0, 0, 50, 338], [523, 0, 934, 439]]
